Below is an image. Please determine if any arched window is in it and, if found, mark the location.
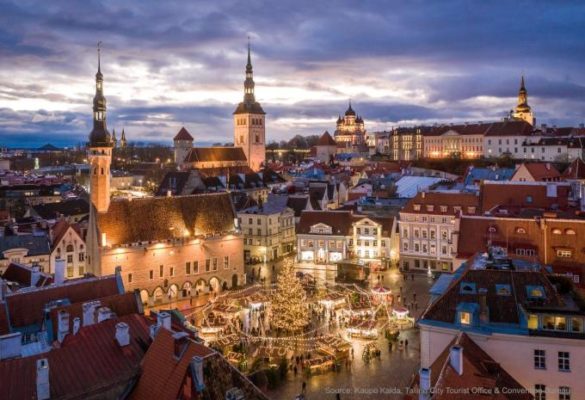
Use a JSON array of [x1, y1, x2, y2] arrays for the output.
[[552, 228, 562, 235], [515, 227, 527, 234], [66, 244, 74, 253], [565, 229, 576, 235], [487, 226, 497, 233]]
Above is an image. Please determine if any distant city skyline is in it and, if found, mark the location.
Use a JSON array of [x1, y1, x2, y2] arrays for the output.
[[1, 0, 584, 148]]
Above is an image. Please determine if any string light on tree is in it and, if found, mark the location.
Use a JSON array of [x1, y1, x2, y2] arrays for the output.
[[270, 259, 309, 332]]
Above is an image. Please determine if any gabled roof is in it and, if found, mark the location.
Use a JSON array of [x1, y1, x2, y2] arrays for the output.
[[129, 328, 268, 400], [32, 199, 89, 220], [97, 193, 236, 245], [562, 158, 585, 179], [51, 220, 83, 248], [401, 192, 479, 215], [317, 131, 337, 146], [0, 313, 152, 400], [173, 127, 194, 141], [185, 147, 247, 163], [480, 181, 570, 212], [1, 262, 53, 289], [514, 162, 561, 181], [411, 332, 533, 400], [286, 196, 310, 217]]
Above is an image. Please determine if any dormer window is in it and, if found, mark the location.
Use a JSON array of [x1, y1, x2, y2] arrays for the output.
[[440, 205, 448, 213], [552, 228, 562, 235], [459, 312, 471, 325], [565, 229, 576, 235], [460, 282, 477, 294], [413, 204, 421, 211], [496, 284, 511, 296], [515, 227, 526, 234], [426, 205, 434, 212], [467, 206, 476, 214], [526, 285, 545, 299]]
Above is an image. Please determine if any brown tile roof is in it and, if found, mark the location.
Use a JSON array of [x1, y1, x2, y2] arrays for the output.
[[51, 219, 83, 248], [480, 182, 570, 212], [317, 131, 337, 146], [413, 332, 533, 400], [421, 267, 563, 325], [97, 193, 236, 245], [286, 196, 309, 217], [5, 275, 120, 330], [186, 147, 247, 163], [32, 199, 89, 220], [173, 127, 194, 141], [562, 158, 585, 179], [515, 162, 561, 181], [401, 192, 479, 215], [0, 313, 152, 400], [130, 328, 268, 400], [298, 210, 354, 235]]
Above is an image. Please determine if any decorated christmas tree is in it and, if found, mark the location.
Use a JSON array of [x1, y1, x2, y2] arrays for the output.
[[270, 259, 309, 333]]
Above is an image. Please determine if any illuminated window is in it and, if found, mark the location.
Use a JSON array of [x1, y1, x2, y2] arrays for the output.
[[555, 316, 567, 331], [552, 228, 562, 235], [571, 317, 583, 332], [528, 314, 538, 329], [496, 284, 511, 296], [515, 227, 526, 234], [565, 229, 576, 235], [527, 286, 545, 299], [459, 312, 471, 325], [557, 249, 572, 258]]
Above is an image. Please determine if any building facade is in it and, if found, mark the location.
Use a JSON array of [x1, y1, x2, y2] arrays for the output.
[[389, 127, 423, 160], [238, 199, 295, 263], [296, 210, 397, 266], [399, 191, 480, 272]]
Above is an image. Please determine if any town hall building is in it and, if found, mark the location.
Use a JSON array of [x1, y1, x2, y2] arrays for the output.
[[85, 46, 245, 306]]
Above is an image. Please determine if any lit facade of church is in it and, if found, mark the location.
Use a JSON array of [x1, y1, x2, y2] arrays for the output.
[[86, 47, 245, 306], [334, 102, 366, 146], [511, 76, 535, 126]]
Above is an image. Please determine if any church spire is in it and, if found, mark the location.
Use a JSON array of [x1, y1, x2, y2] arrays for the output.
[[89, 42, 112, 148], [243, 37, 256, 104]]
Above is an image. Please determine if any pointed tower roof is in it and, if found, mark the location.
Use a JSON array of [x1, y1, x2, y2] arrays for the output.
[[234, 39, 265, 115], [89, 42, 112, 148], [317, 131, 337, 146], [345, 100, 356, 116], [173, 127, 194, 141]]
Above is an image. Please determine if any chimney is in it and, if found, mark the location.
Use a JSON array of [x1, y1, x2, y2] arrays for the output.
[[36, 358, 50, 400], [173, 331, 189, 358], [158, 311, 171, 331], [72, 317, 81, 335], [115, 322, 130, 347], [418, 367, 431, 400], [57, 310, 70, 343], [30, 264, 41, 287], [97, 306, 112, 323], [82, 301, 100, 326], [190, 356, 206, 392], [478, 288, 489, 323], [546, 163, 551, 170], [149, 323, 159, 340], [54, 258, 65, 285], [0, 332, 22, 360], [450, 345, 463, 375]]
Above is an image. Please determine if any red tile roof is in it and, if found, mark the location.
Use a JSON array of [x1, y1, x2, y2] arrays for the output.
[[5, 275, 120, 330], [130, 327, 268, 400], [173, 127, 194, 141], [480, 182, 570, 212], [411, 332, 533, 400], [298, 210, 354, 235], [186, 147, 247, 163], [514, 162, 561, 181], [401, 192, 479, 215], [47, 291, 141, 342], [0, 313, 152, 400], [562, 158, 585, 179]]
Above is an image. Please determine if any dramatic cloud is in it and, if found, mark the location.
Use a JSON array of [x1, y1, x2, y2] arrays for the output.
[[0, 0, 584, 147]]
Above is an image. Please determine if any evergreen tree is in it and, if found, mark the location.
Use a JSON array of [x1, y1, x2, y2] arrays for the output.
[[270, 260, 309, 332]]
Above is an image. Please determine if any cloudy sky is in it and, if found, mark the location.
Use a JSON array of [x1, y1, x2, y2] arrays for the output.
[[1, 0, 584, 148]]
